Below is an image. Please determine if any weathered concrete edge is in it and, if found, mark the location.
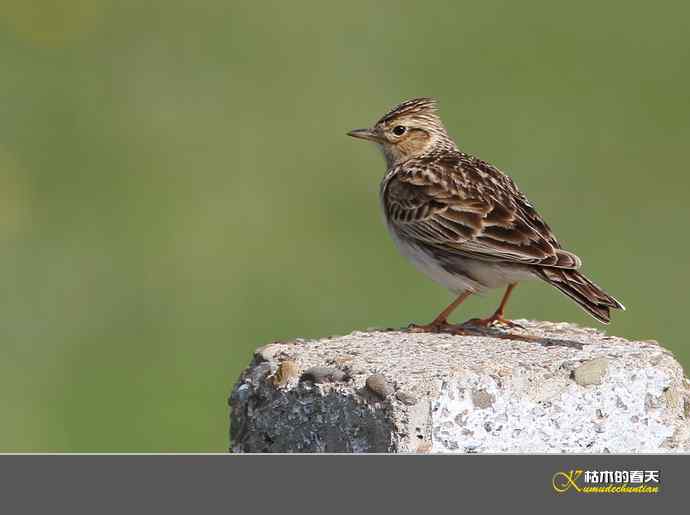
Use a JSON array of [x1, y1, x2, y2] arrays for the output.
[[229, 324, 690, 453]]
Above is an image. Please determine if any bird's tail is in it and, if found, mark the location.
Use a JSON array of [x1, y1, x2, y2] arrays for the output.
[[536, 268, 625, 324]]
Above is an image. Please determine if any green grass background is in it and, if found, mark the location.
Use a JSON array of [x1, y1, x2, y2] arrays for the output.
[[1, 1, 688, 451]]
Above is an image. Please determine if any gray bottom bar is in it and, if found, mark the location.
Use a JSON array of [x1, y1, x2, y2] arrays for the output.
[[0, 455, 685, 513]]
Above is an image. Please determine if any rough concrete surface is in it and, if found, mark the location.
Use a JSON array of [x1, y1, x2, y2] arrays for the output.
[[229, 321, 690, 453]]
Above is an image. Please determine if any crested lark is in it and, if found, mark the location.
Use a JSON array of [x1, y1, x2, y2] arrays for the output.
[[348, 98, 624, 333]]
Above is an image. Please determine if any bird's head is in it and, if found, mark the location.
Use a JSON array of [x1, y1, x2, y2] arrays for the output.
[[347, 98, 454, 167]]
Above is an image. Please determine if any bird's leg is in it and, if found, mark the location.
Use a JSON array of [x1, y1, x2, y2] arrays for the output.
[[462, 283, 524, 329], [409, 291, 473, 334]]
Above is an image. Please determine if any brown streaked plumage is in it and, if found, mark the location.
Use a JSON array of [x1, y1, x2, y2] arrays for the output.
[[348, 97, 624, 331]]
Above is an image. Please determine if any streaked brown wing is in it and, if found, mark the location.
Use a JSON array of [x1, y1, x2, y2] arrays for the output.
[[382, 155, 581, 269]]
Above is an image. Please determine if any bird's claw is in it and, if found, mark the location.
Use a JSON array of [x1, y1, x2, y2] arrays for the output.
[[407, 322, 469, 335], [462, 316, 524, 330]]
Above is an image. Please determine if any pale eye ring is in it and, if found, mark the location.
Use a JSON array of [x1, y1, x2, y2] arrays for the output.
[[392, 125, 406, 136]]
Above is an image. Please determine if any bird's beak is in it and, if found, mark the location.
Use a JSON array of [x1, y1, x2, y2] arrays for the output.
[[347, 128, 381, 142]]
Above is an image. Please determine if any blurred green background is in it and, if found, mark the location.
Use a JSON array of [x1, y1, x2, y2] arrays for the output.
[[0, 0, 688, 451]]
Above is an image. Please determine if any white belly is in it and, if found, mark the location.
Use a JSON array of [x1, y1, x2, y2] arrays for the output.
[[388, 226, 536, 294]]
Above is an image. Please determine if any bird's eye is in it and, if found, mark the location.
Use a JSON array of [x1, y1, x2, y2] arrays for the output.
[[392, 125, 406, 136]]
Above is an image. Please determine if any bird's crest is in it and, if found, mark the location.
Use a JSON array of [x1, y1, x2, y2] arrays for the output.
[[377, 97, 439, 125]]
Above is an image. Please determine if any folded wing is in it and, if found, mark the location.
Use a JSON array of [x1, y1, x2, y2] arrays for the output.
[[382, 154, 582, 269]]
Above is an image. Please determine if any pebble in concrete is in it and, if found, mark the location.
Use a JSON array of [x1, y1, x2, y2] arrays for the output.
[[573, 357, 609, 386], [366, 374, 394, 399], [300, 366, 350, 384]]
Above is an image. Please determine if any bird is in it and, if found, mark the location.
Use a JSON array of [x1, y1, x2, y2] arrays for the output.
[[347, 97, 624, 333]]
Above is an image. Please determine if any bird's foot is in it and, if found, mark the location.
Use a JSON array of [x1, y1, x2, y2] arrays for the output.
[[461, 314, 524, 330], [407, 320, 469, 335]]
